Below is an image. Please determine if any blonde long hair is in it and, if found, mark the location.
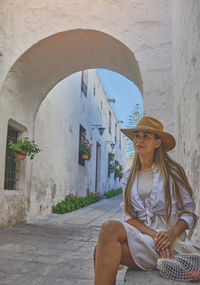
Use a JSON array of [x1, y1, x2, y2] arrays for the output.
[[124, 142, 195, 223]]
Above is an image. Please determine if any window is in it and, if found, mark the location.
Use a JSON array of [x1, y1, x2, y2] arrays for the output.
[[81, 70, 88, 97], [93, 86, 96, 96], [4, 126, 19, 190], [119, 132, 121, 149], [79, 125, 86, 166], [109, 111, 111, 135]]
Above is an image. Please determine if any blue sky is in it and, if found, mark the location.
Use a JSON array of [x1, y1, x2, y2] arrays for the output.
[[96, 68, 143, 128], [96, 69, 143, 128]]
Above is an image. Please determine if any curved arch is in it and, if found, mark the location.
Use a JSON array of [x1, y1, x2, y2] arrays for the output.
[[0, 29, 142, 121], [0, 28, 143, 227]]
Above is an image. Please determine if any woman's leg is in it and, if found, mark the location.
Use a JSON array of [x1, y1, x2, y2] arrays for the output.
[[94, 220, 138, 285]]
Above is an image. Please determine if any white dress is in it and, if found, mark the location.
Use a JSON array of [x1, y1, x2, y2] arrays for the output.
[[120, 164, 199, 270]]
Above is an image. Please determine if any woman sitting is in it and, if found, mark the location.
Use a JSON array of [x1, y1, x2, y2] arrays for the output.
[[94, 116, 198, 285]]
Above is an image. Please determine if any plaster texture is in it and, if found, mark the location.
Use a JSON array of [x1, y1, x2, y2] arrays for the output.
[[173, 0, 200, 239]]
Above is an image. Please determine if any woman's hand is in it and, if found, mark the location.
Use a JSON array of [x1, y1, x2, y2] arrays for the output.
[[159, 244, 174, 259], [155, 219, 188, 251], [154, 229, 177, 251]]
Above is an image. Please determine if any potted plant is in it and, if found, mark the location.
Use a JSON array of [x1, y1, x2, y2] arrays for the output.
[[80, 138, 93, 160], [115, 168, 120, 177], [109, 164, 115, 173], [119, 165, 123, 171], [9, 137, 40, 161], [115, 159, 119, 166], [109, 152, 115, 161], [119, 171, 123, 179]]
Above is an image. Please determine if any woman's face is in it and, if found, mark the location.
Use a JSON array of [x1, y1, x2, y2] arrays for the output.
[[132, 131, 161, 156]]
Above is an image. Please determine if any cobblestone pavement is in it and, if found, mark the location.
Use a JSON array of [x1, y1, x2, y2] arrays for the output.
[[0, 194, 127, 285]]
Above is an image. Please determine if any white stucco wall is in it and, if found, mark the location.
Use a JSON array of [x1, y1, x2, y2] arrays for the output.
[[29, 70, 126, 217], [173, 0, 200, 238], [0, 0, 174, 227]]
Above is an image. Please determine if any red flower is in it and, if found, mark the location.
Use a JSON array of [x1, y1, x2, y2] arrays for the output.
[[89, 144, 92, 146], [86, 147, 89, 150], [85, 139, 89, 142], [72, 195, 75, 198]]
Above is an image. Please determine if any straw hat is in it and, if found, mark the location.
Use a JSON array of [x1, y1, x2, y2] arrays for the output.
[[120, 116, 176, 152]]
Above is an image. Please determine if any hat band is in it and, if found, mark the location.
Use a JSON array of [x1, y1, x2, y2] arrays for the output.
[[134, 126, 163, 132]]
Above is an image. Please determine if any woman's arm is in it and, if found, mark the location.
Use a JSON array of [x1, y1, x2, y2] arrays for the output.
[[126, 218, 157, 240], [155, 219, 188, 251], [126, 218, 175, 259]]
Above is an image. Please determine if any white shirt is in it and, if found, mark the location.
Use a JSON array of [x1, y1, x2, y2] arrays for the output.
[[138, 168, 154, 202], [121, 164, 195, 230]]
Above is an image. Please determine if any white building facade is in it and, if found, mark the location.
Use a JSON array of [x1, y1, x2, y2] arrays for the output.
[[10, 69, 126, 218]]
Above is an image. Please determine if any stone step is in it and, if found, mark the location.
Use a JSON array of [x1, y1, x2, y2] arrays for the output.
[[124, 268, 198, 285]]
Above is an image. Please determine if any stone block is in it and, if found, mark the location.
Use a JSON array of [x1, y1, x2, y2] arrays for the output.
[[124, 268, 196, 285]]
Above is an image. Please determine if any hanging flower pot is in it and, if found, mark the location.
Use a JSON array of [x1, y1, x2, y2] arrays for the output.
[[14, 150, 28, 160], [9, 137, 40, 162], [109, 164, 115, 173], [119, 172, 123, 179], [115, 160, 119, 167], [81, 152, 91, 160], [109, 152, 115, 161], [80, 138, 93, 160]]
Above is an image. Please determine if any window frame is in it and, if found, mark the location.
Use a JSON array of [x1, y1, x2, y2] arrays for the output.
[[78, 124, 86, 166]]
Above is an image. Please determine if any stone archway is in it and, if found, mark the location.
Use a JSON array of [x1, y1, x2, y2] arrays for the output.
[[0, 29, 143, 227]]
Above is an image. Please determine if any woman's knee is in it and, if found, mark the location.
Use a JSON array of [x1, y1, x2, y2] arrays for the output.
[[98, 220, 126, 243]]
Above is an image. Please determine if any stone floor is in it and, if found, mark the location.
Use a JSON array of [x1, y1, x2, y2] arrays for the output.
[[0, 194, 127, 285], [0, 194, 196, 285]]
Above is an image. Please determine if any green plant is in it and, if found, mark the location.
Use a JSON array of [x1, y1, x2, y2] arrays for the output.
[[9, 137, 40, 160], [119, 171, 123, 179], [104, 188, 123, 198], [80, 138, 93, 155], [126, 103, 143, 155], [119, 165, 123, 171], [114, 160, 119, 166], [109, 152, 115, 160], [52, 192, 100, 214], [109, 164, 115, 170]]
